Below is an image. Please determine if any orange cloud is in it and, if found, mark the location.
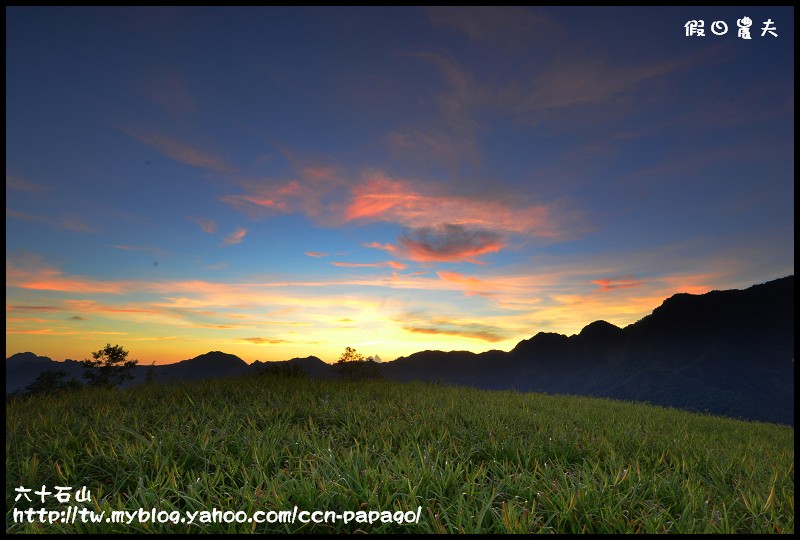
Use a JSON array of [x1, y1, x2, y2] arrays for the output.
[[6, 328, 80, 335], [436, 271, 488, 296], [305, 251, 328, 258], [400, 315, 510, 343], [239, 337, 292, 345], [403, 326, 506, 342], [222, 227, 247, 246], [7, 261, 129, 294]]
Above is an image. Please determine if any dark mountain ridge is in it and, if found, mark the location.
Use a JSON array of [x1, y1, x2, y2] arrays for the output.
[[7, 276, 793, 425]]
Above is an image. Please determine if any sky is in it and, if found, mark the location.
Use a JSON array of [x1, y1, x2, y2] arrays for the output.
[[6, 7, 794, 365]]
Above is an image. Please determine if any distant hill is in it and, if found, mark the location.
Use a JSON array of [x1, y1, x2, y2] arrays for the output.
[[252, 356, 333, 379], [157, 351, 250, 382], [384, 276, 794, 425], [6, 276, 794, 424]]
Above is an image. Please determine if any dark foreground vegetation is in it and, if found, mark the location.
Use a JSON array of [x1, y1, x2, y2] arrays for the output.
[[5, 374, 794, 533]]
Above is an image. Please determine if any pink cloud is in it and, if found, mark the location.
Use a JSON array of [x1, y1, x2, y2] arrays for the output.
[[220, 166, 346, 221], [343, 172, 558, 236], [188, 216, 217, 234], [305, 251, 329, 258], [364, 241, 397, 252], [222, 227, 247, 246], [592, 277, 645, 292]]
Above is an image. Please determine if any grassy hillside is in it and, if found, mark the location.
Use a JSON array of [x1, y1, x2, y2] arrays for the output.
[[5, 375, 794, 533]]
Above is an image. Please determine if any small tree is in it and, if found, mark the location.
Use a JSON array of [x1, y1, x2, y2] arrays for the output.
[[144, 361, 157, 384], [339, 346, 364, 363], [82, 343, 138, 387], [334, 346, 382, 381]]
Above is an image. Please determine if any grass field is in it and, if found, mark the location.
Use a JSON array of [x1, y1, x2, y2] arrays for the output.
[[5, 375, 794, 533]]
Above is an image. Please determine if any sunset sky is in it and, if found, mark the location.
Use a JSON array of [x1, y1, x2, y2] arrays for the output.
[[6, 7, 794, 365]]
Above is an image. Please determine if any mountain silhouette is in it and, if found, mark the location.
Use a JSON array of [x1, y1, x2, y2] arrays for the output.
[[6, 276, 794, 424], [251, 356, 332, 378], [158, 351, 250, 381], [385, 276, 794, 425]]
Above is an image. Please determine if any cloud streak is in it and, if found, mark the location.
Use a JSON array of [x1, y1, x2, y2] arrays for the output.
[[331, 261, 407, 270], [7, 175, 47, 194], [8, 208, 96, 233], [592, 277, 645, 291], [239, 337, 291, 345], [343, 172, 560, 236], [426, 6, 553, 49], [222, 227, 248, 246], [121, 127, 234, 173], [189, 216, 217, 234], [400, 314, 510, 343]]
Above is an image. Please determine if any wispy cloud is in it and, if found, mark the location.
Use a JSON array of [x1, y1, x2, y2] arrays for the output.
[[426, 6, 553, 50], [364, 241, 396, 252], [592, 276, 645, 292], [188, 216, 217, 234], [144, 72, 197, 116], [6, 328, 81, 335], [7, 175, 47, 194], [305, 251, 329, 258], [110, 244, 168, 256], [400, 314, 510, 343], [331, 261, 407, 270], [7, 304, 63, 312], [7, 260, 129, 294], [222, 227, 247, 246], [8, 208, 96, 233], [220, 166, 345, 221], [344, 172, 559, 236], [239, 337, 291, 345], [121, 126, 234, 173]]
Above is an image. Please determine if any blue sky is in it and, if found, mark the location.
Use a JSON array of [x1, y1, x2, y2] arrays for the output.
[[6, 7, 794, 364]]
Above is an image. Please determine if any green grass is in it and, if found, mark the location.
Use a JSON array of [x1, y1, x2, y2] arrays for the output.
[[5, 375, 794, 533]]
